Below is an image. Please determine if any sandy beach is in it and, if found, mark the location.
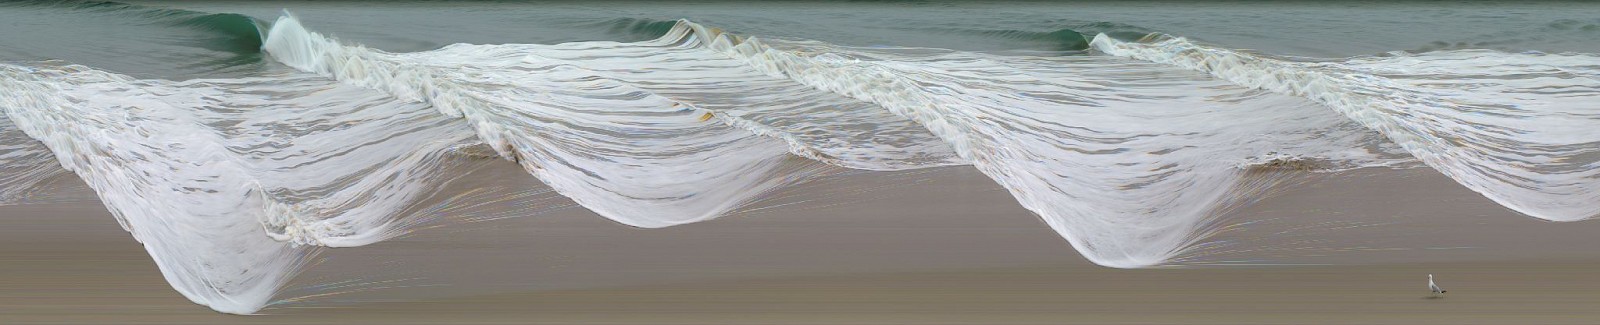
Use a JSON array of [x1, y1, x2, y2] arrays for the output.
[[4, 164, 1600, 324]]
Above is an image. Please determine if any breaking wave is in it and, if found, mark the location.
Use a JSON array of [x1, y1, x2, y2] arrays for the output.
[[0, 0, 268, 76], [1091, 33, 1600, 221], [1, 0, 266, 54], [1, 9, 1596, 314]]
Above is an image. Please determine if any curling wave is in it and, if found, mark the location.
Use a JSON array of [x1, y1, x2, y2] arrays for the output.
[[0, 0, 266, 54], [0, 0, 270, 79]]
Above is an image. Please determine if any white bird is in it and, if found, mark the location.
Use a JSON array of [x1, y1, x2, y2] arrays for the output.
[[1429, 274, 1447, 296]]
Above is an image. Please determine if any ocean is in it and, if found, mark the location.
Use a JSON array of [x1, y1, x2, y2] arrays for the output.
[[1, 0, 1597, 315]]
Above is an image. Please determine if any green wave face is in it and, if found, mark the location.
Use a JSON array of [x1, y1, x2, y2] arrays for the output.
[[11, 0, 266, 54], [0, 0, 267, 77], [174, 13, 266, 55], [911, 21, 1154, 53], [601, 17, 684, 41]]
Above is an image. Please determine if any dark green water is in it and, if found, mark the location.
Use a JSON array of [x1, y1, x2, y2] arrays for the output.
[[4, 1, 1598, 79]]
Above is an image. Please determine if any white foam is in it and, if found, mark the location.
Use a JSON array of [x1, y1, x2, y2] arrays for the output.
[[0, 64, 482, 313], [1092, 34, 1600, 222], [667, 21, 1407, 267], [0, 115, 73, 205], [17, 13, 1592, 315], [262, 14, 961, 228]]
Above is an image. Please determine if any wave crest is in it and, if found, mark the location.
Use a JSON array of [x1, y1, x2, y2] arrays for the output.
[[5, 0, 265, 55], [5, 9, 1596, 316], [1092, 33, 1600, 221], [262, 13, 963, 230], [664, 19, 1408, 267]]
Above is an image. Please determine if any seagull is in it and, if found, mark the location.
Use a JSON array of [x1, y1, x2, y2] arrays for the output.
[[1429, 274, 1447, 296]]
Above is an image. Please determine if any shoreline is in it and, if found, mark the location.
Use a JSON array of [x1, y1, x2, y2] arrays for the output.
[[4, 164, 1600, 324]]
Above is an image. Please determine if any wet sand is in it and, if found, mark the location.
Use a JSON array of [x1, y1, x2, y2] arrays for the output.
[[4, 165, 1600, 324]]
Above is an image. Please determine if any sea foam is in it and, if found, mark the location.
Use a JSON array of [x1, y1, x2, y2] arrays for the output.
[[1, 12, 1595, 314], [1092, 33, 1600, 222]]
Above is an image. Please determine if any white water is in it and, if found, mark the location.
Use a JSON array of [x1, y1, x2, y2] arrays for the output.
[[673, 23, 1414, 266], [1092, 33, 1600, 222], [0, 13, 1595, 314], [260, 14, 969, 229], [0, 115, 72, 205], [0, 64, 485, 313]]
